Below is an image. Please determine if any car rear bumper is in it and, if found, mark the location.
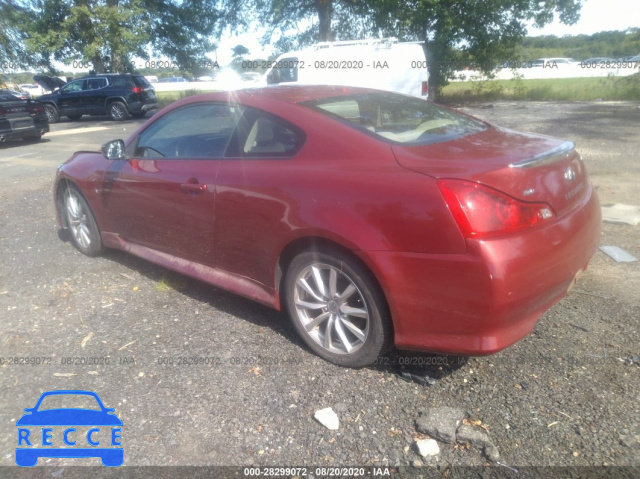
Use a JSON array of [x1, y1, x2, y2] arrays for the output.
[[15, 447, 123, 467], [140, 102, 157, 112], [366, 183, 601, 355], [0, 124, 49, 142]]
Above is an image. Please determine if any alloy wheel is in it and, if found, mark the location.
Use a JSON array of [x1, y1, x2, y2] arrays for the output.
[[293, 263, 370, 355], [65, 190, 93, 250]]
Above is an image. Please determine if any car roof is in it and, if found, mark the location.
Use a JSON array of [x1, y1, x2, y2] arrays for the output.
[[215, 85, 380, 105], [36, 389, 102, 400]]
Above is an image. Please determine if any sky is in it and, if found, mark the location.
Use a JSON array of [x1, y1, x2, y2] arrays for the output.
[[526, 0, 639, 37]]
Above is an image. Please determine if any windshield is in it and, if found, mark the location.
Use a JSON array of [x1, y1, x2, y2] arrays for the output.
[[302, 92, 487, 145], [37, 394, 102, 411]]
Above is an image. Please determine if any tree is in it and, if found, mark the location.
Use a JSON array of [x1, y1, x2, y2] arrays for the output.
[[355, 0, 583, 98], [232, 44, 250, 57], [230, 44, 249, 72], [222, 0, 370, 52], [1, 0, 32, 71], [21, 0, 222, 73], [516, 29, 640, 60]]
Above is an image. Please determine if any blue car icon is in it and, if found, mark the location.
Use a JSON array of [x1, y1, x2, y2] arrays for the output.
[[16, 390, 123, 467]]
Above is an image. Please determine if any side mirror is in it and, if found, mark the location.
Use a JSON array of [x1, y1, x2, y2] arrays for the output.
[[102, 139, 126, 160]]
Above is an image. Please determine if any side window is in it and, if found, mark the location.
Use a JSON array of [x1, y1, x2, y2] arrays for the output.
[[61, 80, 86, 93], [130, 102, 243, 159], [87, 78, 107, 90], [227, 108, 305, 158], [266, 57, 298, 84]]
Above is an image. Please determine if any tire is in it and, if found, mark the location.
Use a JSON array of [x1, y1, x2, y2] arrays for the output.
[[108, 101, 130, 121], [284, 249, 392, 368], [44, 104, 59, 123], [62, 185, 103, 256], [67, 114, 82, 120]]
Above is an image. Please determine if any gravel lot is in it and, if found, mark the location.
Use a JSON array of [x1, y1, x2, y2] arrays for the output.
[[0, 102, 639, 477]]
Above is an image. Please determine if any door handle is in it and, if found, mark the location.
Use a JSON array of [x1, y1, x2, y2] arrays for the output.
[[180, 183, 207, 194]]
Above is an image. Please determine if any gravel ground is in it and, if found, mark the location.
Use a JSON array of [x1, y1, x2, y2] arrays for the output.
[[0, 101, 639, 478]]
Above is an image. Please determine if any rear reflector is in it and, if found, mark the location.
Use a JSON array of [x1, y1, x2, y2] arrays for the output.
[[437, 179, 555, 238]]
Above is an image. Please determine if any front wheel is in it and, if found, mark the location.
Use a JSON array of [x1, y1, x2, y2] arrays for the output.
[[62, 186, 103, 256], [284, 250, 392, 368], [108, 101, 130, 121]]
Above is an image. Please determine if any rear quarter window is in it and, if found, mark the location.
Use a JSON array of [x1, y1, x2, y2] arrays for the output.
[[110, 76, 134, 88]]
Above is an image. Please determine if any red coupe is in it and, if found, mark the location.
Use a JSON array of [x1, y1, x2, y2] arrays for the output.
[[54, 86, 601, 367]]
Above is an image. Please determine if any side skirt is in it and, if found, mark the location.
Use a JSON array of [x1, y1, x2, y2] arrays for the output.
[[101, 232, 280, 310]]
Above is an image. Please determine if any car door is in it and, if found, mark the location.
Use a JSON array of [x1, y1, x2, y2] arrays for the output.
[[214, 108, 307, 286], [56, 79, 87, 116], [83, 77, 108, 115], [103, 102, 243, 267]]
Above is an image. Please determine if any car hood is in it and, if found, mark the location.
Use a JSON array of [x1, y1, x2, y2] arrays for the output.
[[16, 409, 123, 426], [33, 74, 67, 92], [392, 126, 590, 217]]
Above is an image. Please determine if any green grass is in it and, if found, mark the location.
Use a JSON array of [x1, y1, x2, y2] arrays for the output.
[[154, 276, 187, 293], [155, 89, 215, 109], [440, 74, 640, 104]]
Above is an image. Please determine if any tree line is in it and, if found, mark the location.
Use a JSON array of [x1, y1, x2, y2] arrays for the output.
[[2, 0, 630, 96], [516, 30, 640, 61]]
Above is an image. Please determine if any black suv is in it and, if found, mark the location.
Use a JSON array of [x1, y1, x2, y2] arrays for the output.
[[34, 74, 157, 123]]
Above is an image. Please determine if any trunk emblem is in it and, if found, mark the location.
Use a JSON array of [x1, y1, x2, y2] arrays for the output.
[[564, 167, 576, 182]]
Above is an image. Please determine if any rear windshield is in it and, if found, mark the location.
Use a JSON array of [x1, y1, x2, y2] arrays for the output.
[[302, 92, 487, 145]]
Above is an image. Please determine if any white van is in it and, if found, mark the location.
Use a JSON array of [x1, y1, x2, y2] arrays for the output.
[[264, 38, 429, 98]]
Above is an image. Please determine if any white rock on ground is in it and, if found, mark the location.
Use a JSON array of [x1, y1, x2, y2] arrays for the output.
[[415, 438, 440, 457], [314, 407, 340, 430]]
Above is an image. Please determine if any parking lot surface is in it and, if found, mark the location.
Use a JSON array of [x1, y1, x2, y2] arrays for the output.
[[0, 103, 638, 474]]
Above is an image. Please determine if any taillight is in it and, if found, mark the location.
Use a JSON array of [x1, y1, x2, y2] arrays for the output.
[[421, 81, 428, 96], [27, 103, 45, 115], [132, 86, 144, 94], [437, 179, 555, 238]]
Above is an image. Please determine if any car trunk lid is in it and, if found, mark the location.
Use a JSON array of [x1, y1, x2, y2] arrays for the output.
[[392, 126, 589, 217], [0, 99, 29, 115]]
